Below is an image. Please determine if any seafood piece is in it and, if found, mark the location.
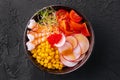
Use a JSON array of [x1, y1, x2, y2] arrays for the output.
[[27, 31, 50, 41], [27, 19, 36, 29], [31, 24, 47, 33], [26, 36, 47, 51]]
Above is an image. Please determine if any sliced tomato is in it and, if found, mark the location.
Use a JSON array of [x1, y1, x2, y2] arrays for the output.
[[69, 10, 82, 23], [59, 20, 69, 30], [81, 23, 90, 36], [56, 9, 69, 22], [70, 20, 84, 31], [59, 20, 73, 36]]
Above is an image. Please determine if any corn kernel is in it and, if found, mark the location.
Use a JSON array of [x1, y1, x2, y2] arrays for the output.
[[45, 41, 49, 45], [48, 45, 51, 48], [37, 49, 40, 53], [45, 48, 49, 52], [33, 53, 37, 58], [31, 50, 35, 54], [41, 42, 45, 46], [44, 59, 49, 64], [55, 58, 59, 62], [48, 63, 52, 69], [47, 56, 52, 60], [55, 50, 59, 54], [37, 52, 40, 56], [53, 63, 56, 67], [44, 53, 48, 57], [51, 48, 54, 51], [55, 64, 59, 69], [41, 54, 45, 57], [40, 61, 44, 65], [49, 52, 54, 56], [44, 63, 47, 67], [51, 59, 55, 63], [30, 40, 63, 70], [55, 55, 59, 59], [41, 48, 44, 52], [58, 67, 62, 70], [53, 60, 56, 64], [37, 45, 41, 49], [56, 61, 60, 64], [41, 58, 44, 61], [48, 62, 51, 65], [59, 64, 63, 68], [36, 59, 40, 63], [48, 65, 52, 69], [36, 56, 41, 60]]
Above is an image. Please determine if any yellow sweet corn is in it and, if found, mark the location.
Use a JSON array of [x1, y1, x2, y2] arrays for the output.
[[55, 55, 59, 59], [30, 40, 63, 70]]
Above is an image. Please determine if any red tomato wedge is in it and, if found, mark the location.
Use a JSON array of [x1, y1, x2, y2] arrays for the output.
[[81, 23, 90, 36], [70, 20, 84, 31], [56, 9, 69, 22], [59, 20, 73, 36], [59, 20, 69, 31], [69, 10, 82, 23]]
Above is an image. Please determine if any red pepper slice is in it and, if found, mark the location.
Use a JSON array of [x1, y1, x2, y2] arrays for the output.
[[56, 9, 69, 22], [69, 10, 82, 23], [59, 20, 73, 36], [69, 20, 84, 31], [81, 23, 90, 36]]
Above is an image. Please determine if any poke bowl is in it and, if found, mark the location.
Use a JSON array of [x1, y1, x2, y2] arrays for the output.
[[24, 5, 94, 74]]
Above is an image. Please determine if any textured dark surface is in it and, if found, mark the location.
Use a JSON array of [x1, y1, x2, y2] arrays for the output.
[[0, 0, 120, 80]]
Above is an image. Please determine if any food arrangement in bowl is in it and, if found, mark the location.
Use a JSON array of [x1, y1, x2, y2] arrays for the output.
[[24, 6, 94, 74]]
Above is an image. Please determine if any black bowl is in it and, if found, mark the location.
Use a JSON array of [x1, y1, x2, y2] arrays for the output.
[[23, 5, 95, 74]]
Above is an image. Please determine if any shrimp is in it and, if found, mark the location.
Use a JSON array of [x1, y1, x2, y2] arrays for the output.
[[31, 24, 49, 33], [27, 30, 51, 41], [26, 35, 49, 51], [27, 19, 45, 33], [31, 23, 42, 32], [27, 19, 36, 29]]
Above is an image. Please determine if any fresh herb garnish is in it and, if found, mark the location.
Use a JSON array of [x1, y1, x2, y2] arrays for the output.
[[37, 7, 57, 27]]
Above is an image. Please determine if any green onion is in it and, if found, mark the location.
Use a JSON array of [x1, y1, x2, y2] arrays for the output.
[[37, 7, 57, 27]]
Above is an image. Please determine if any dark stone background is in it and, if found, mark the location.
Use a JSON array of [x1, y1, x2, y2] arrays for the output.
[[0, 0, 120, 80]]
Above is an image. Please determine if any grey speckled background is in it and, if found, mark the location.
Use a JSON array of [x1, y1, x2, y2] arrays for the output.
[[0, 0, 120, 80]]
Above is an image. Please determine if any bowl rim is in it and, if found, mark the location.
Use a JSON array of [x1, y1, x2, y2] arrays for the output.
[[23, 5, 95, 75]]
